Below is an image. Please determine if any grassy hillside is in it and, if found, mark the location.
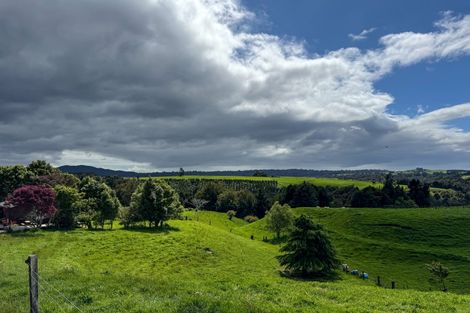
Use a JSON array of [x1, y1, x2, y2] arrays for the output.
[[154, 175, 378, 188], [232, 207, 470, 293], [1, 208, 470, 312]]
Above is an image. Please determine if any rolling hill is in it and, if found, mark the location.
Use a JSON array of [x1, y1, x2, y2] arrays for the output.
[[1, 207, 469, 312]]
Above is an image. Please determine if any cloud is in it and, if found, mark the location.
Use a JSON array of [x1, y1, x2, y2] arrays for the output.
[[0, 0, 469, 170], [348, 27, 377, 41]]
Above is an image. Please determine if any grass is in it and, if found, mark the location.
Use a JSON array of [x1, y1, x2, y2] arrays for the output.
[[1, 208, 470, 312], [154, 175, 378, 189]]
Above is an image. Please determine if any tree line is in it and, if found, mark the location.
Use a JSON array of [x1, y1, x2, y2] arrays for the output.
[[0, 161, 456, 231]]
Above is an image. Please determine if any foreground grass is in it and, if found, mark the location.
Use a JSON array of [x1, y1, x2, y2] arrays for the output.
[[2, 209, 470, 312]]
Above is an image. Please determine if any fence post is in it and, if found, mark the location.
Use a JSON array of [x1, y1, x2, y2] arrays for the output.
[[25, 255, 39, 313]]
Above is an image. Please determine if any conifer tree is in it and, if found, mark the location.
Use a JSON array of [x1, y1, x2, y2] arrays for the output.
[[278, 215, 338, 278]]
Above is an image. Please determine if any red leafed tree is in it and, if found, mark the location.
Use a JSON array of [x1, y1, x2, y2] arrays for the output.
[[5, 185, 57, 227]]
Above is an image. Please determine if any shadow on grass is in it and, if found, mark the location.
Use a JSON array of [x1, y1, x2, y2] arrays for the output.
[[123, 224, 180, 234], [6, 230, 45, 237], [264, 235, 288, 245], [279, 270, 341, 282]]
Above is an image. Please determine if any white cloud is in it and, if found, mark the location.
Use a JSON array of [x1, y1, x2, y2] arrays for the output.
[[56, 150, 157, 172], [0, 0, 470, 170], [349, 27, 377, 41]]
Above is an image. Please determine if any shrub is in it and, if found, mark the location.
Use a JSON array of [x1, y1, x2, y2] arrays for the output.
[[244, 215, 258, 223], [226, 210, 236, 220]]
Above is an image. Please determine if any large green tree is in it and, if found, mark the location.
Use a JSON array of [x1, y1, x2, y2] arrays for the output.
[[53, 185, 82, 229], [236, 189, 256, 217], [79, 176, 121, 229], [216, 190, 238, 212], [278, 215, 339, 278], [131, 179, 182, 228], [27, 160, 55, 177], [0, 165, 34, 200]]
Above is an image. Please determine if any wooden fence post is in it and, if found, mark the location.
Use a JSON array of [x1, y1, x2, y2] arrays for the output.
[[25, 255, 39, 313]]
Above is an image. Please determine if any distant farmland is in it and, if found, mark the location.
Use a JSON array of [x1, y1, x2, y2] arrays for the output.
[[153, 175, 379, 189]]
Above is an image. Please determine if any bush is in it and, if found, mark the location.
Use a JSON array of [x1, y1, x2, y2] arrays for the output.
[[118, 206, 138, 228], [244, 215, 258, 223], [226, 210, 236, 220]]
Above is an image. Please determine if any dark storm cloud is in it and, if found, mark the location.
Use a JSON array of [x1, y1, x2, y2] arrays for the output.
[[0, 0, 470, 170]]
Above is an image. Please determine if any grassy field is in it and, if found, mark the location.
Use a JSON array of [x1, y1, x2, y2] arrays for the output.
[[154, 175, 378, 188], [1, 208, 470, 312], [231, 207, 470, 293]]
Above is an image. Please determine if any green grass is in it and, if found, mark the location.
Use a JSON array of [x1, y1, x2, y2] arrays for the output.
[[1, 208, 470, 312], [154, 175, 378, 189], [234, 207, 470, 293]]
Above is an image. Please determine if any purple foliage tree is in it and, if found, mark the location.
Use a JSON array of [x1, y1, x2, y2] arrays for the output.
[[5, 185, 57, 227]]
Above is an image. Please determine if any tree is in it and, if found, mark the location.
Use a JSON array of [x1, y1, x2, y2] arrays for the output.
[[104, 176, 140, 206], [53, 185, 81, 229], [216, 190, 238, 212], [131, 179, 182, 228], [236, 189, 256, 217], [74, 199, 98, 230], [38, 172, 80, 188], [254, 188, 271, 218], [118, 206, 139, 229], [0, 165, 34, 200], [27, 160, 55, 177], [253, 170, 268, 177], [426, 261, 449, 291], [408, 179, 431, 207], [179, 168, 185, 177], [191, 198, 208, 211], [317, 187, 329, 207], [280, 182, 318, 207], [79, 176, 121, 228], [5, 185, 57, 227], [351, 186, 383, 207], [227, 210, 236, 220], [278, 215, 339, 278], [265, 201, 294, 238], [195, 182, 224, 211]]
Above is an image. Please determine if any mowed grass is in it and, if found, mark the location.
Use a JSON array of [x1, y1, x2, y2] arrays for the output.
[[154, 175, 378, 189], [1, 208, 470, 312]]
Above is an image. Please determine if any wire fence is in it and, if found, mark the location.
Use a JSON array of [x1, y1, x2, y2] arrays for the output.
[[29, 272, 85, 313]]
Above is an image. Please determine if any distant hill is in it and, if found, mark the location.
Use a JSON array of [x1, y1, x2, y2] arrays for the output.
[[58, 165, 390, 179]]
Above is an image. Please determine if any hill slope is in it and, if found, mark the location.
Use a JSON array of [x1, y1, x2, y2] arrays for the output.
[[1, 210, 469, 312], [236, 207, 470, 293]]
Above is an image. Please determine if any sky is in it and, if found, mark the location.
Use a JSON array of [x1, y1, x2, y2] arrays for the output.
[[0, 0, 470, 172]]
